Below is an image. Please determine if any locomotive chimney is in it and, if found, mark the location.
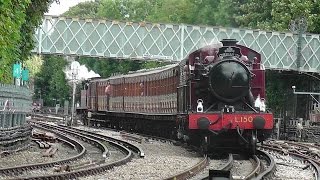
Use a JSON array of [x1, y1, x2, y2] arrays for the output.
[[221, 39, 238, 46]]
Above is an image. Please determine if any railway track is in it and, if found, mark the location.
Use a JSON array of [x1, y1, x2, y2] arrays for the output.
[[78, 125, 276, 180], [31, 114, 145, 157], [1, 120, 143, 179], [260, 140, 320, 179], [31, 114, 210, 179], [193, 150, 275, 180], [29, 114, 280, 180], [0, 126, 86, 177]]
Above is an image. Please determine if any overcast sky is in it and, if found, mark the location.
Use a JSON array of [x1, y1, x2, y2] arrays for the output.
[[46, 0, 93, 16]]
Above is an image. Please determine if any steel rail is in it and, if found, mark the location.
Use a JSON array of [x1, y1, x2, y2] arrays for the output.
[[260, 144, 320, 180], [0, 125, 86, 176], [32, 114, 145, 158], [62, 125, 145, 158], [244, 155, 261, 180], [252, 149, 276, 180], [10, 121, 134, 180], [165, 155, 209, 180], [200, 153, 234, 180], [33, 122, 110, 159]]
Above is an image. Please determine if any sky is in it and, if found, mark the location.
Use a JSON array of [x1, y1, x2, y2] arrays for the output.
[[46, 0, 93, 16]]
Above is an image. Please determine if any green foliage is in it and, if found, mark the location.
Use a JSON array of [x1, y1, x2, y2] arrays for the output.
[[265, 70, 288, 117], [140, 61, 169, 69], [0, 0, 30, 83], [214, 0, 241, 27], [63, 1, 100, 18], [145, 0, 194, 24], [237, 0, 272, 30], [24, 55, 43, 78], [19, 0, 59, 64], [0, 0, 58, 84], [35, 55, 70, 106], [186, 0, 238, 26], [238, 0, 320, 33]]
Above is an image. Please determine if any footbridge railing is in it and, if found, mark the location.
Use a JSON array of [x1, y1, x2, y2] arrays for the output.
[[33, 16, 320, 73]]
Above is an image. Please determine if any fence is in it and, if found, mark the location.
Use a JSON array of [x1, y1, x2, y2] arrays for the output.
[[0, 84, 32, 152], [0, 84, 32, 128]]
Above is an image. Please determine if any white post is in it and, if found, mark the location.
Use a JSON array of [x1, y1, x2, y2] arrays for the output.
[[71, 80, 76, 126], [70, 61, 79, 126]]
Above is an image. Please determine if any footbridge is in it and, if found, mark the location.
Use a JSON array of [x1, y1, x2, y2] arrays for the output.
[[33, 16, 320, 73]]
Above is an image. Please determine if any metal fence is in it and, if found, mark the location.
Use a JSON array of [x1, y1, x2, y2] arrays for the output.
[[33, 16, 320, 73], [0, 84, 32, 128]]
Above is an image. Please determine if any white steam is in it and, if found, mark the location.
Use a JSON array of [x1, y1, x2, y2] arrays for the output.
[[65, 61, 100, 81]]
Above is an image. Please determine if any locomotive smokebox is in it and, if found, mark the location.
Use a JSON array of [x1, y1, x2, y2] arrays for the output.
[[209, 60, 250, 103], [221, 39, 238, 46], [207, 39, 251, 104]]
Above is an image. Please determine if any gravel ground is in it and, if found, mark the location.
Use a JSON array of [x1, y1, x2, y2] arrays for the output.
[[0, 128, 128, 179], [76, 126, 202, 180], [231, 160, 254, 179], [4, 123, 315, 180], [267, 151, 315, 180], [0, 141, 77, 168], [0, 141, 78, 179]]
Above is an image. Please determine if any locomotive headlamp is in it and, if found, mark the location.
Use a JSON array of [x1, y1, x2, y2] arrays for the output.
[[197, 99, 204, 112], [254, 94, 266, 112], [189, 64, 195, 71], [254, 94, 261, 109], [260, 99, 266, 112]]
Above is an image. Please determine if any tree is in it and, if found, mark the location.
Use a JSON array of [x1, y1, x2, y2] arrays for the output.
[[237, 0, 273, 30], [63, 1, 100, 18], [237, 0, 320, 33], [24, 55, 43, 90], [35, 55, 70, 106], [0, 0, 30, 83], [24, 55, 43, 78], [0, 0, 59, 84], [214, 0, 244, 27]]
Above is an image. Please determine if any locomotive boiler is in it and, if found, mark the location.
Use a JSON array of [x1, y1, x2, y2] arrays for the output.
[[83, 39, 273, 154]]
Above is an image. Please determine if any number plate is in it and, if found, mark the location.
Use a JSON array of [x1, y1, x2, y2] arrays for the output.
[[233, 116, 253, 123]]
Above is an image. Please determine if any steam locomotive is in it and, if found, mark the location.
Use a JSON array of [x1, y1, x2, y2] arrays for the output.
[[81, 39, 273, 154]]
